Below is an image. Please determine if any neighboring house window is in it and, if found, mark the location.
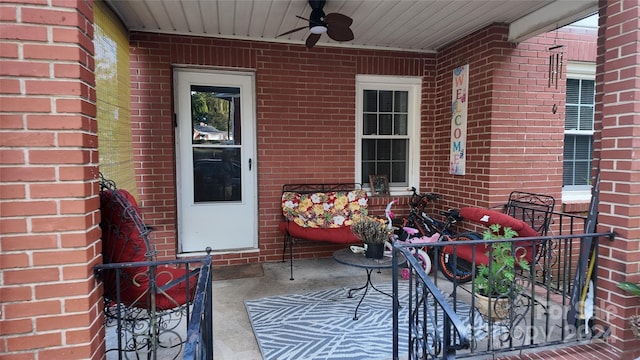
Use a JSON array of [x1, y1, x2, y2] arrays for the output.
[[563, 62, 595, 201], [356, 75, 421, 194]]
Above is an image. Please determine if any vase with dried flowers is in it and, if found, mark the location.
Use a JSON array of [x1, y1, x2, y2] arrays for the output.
[[351, 216, 392, 259]]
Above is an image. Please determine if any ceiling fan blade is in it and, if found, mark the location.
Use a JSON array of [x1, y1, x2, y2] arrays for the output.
[[277, 26, 308, 37], [325, 13, 353, 27], [305, 33, 321, 48], [327, 26, 354, 42]]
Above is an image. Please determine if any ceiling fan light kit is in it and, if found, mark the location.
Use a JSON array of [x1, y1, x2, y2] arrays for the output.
[[277, 0, 354, 48]]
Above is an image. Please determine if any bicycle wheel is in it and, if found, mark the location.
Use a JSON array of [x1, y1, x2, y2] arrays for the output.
[[415, 249, 432, 274], [438, 233, 480, 283]]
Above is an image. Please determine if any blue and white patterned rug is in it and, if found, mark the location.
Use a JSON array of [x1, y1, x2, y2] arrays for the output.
[[245, 282, 490, 360]]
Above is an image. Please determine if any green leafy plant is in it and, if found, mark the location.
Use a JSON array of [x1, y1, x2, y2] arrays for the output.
[[618, 281, 640, 338], [618, 282, 640, 297], [474, 224, 530, 298]]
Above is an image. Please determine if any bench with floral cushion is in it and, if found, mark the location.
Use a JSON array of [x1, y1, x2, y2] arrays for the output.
[[278, 183, 368, 280]]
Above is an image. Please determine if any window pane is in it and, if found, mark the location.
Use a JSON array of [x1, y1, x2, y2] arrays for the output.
[[364, 90, 377, 112], [364, 114, 377, 134], [379, 91, 393, 112], [392, 140, 407, 160], [379, 114, 392, 135], [378, 139, 391, 160], [394, 114, 407, 135], [361, 162, 375, 183], [563, 134, 592, 187], [579, 107, 594, 130], [362, 139, 376, 161], [565, 106, 579, 130], [574, 161, 591, 185], [575, 135, 592, 159], [391, 162, 406, 183], [394, 91, 408, 112], [581, 80, 595, 104], [566, 79, 579, 103], [377, 162, 390, 176]]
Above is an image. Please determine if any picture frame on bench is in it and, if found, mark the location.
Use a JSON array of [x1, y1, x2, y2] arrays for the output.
[[369, 174, 389, 196]]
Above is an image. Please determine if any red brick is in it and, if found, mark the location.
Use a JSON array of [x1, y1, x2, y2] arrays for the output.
[[36, 313, 91, 331], [0, 200, 57, 217], [0, 60, 51, 77], [32, 247, 95, 266], [0, 253, 30, 269], [0, 319, 33, 336], [0, 286, 32, 302], [6, 332, 62, 352], [0, 166, 56, 182], [0, 131, 55, 147], [0, 149, 25, 164], [0, 24, 48, 41], [0, 114, 23, 128], [3, 299, 61, 318], [0, 97, 51, 112], [0, 78, 21, 94], [3, 267, 60, 285], [30, 182, 92, 198], [26, 114, 91, 130], [34, 278, 93, 299], [31, 214, 92, 232], [1, 234, 58, 251], [0, 218, 27, 234], [28, 149, 91, 165], [21, 7, 82, 27]]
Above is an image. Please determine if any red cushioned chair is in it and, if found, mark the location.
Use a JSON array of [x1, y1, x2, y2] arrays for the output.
[[96, 174, 201, 357], [439, 191, 555, 283]]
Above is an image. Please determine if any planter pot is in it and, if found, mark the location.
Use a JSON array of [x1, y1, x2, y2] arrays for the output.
[[474, 293, 510, 321], [365, 242, 385, 259]]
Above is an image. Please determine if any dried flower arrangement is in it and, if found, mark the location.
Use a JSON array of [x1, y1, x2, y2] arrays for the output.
[[351, 216, 392, 244]]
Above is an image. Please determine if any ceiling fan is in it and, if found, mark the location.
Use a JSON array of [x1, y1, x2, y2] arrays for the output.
[[277, 0, 354, 48]]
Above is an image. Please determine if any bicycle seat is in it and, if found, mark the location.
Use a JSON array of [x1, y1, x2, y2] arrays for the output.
[[440, 209, 462, 222]]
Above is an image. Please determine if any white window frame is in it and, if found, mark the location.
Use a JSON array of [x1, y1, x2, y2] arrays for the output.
[[563, 62, 595, 202], [355, 75, 421, 195]]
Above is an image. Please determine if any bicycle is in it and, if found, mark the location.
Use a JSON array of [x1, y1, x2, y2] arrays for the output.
[[393, 187, 482, 283], [384, 199, 437, 277]]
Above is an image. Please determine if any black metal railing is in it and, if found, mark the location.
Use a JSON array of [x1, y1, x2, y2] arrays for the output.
[[183, 253, 213, 360], [392, 210, 615, 359], [95, 254, 213, 360], [392, 245, 471, 360]]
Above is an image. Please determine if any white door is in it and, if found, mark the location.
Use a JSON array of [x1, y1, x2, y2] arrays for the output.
[[174, 69, 257, 252]]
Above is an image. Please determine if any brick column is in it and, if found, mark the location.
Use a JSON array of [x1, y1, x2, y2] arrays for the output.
[[0, 1, 103, 359], [595, 0, 640, 358]]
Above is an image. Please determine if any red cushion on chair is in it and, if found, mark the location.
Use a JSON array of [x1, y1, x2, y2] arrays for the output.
[[445, 207, 539, 265], [278, 221, 361, 244], [100, 189, 148, 264], [100, 188, 196, 310], [459, 207, 539, 238]]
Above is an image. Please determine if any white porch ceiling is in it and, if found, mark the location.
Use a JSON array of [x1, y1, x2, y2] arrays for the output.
[[104, 0, 597, 52]]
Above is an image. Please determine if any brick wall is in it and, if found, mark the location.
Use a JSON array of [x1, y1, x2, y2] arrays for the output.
[[593, 0, 640, 357], [0, 1, 103, 359], [128, 25, 599, 264], [128, 34, 433, 263]]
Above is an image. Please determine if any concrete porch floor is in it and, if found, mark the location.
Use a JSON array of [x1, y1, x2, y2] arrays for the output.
[[211, 256, 593, 360], [213, 256, 396, 359]]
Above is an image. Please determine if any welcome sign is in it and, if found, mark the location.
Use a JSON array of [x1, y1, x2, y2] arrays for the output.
[[450, 65, 469, 175]]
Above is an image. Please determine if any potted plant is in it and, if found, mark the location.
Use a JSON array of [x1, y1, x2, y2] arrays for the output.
[[474, 224, 530, 320], [617, 282, 640, 338], [351, 216, 392, 259]]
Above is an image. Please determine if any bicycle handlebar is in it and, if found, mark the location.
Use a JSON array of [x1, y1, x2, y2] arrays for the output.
[[408, 187, 441, 207]]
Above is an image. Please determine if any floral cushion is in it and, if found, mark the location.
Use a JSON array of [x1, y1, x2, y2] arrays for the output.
[[281, 190, 368, 228]]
